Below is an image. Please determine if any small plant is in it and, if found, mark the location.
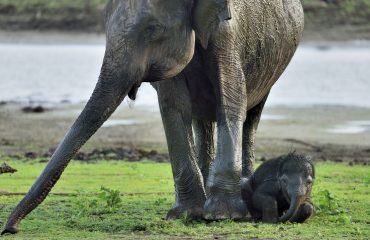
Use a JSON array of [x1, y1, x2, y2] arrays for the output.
[[154, 198, 167, 206], [72, 187, 122, 216], [99, 186, 122, 209], [314, 189, 351, 223], [315, 189, 339, 212], [73, 190, 98, 216], [364, 174, 370, 186]]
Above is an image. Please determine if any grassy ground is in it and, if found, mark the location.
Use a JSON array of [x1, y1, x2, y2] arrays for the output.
[[0, 160, 369, 239]]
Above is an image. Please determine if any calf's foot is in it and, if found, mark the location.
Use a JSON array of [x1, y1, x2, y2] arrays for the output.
[[290, 202, 315, 223]]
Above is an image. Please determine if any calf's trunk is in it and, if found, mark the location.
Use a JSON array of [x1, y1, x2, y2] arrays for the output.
[[279, 194, 302, 223]]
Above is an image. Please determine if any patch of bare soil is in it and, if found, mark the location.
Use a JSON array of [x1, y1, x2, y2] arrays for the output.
[[11, 147, 169, 163], [275, 139, 370, 166], [4, 140, 370, 166], [0, 163, 17, 174]]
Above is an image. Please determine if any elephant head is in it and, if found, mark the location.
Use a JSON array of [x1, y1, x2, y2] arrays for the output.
[[2, 0, 232, 235], [278, 155, 315, 223]]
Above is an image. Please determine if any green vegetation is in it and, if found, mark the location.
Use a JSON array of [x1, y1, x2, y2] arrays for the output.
[[303, 0, 370, 25], [0, 0, 107, 31], [0, 160, 369, 239], [1, 0, 370, 33], [0, 0, 369, 20], [1, 0, 369, 14], [0, 0, 106, 11]]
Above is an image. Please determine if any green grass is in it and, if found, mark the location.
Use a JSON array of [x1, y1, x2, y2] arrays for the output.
[[0, 160, 369, 239]]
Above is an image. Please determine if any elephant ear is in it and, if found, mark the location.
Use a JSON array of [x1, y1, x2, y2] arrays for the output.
[[192, 0, 232, 49]]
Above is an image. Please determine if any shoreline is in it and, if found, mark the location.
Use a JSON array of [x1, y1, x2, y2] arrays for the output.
[[1, 103, 369, 165]]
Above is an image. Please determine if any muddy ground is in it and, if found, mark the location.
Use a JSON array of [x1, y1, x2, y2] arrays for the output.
[[1, 103, 369, 165]]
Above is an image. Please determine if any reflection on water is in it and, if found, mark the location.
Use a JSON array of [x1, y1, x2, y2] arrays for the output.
[[0, 44, 104, 105], [0, 42, 370, 109], [327, 121, 370, 134], [269, 44, 370, 108], [103, 119, 138, 128], [260, 114, 286, 120]]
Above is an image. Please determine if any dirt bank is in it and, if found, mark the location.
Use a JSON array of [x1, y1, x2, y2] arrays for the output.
[[5, 142, 370, 166], [0, 0, 105, 32], [1, 1, 370, 41], [1, 103, 369, 165]]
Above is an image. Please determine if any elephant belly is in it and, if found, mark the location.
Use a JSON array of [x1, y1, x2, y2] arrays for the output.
[[239, 0, 304, 109], [187, 0, 304, 120], [186, 42, 297, 121], [242, 36, 301, 109]]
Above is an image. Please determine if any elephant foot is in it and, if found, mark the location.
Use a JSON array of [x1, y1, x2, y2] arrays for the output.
[[166, 205, 204, 220], [290, 202, 315, 223], [1, 226, 18, 235], [203, 194, 246, 220]]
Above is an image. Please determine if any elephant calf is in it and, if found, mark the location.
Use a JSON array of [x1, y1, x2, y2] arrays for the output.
[[241, 153, 315, 223]]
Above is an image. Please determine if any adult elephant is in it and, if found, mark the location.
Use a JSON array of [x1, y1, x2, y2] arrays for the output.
[[2, 0, 304, 234]]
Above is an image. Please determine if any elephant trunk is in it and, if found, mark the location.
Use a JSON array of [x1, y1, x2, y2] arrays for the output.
[[278, 194, 302, 223], [2, 59, 136, 235]]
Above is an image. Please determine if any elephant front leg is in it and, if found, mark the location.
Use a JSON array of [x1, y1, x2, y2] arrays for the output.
[[250, 191, 279, 223], [203, 54, 247, 220], [154, 79, 206, 220], [261, 196, 279, 223]]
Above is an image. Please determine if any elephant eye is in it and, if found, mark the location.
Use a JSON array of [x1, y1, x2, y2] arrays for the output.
[[280, 175, 288, 185], [143, 24, 166, 42], [307, 176, 313, 185]]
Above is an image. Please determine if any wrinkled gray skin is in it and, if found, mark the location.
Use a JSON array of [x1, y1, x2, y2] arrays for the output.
[[241, 154, 315, 223], [2, 0, 304, 234]]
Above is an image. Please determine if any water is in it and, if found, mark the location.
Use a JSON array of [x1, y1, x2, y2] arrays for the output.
[[327, 121, 370, 134], [103, 119, 140, 128], [1, 42, 370, 110]]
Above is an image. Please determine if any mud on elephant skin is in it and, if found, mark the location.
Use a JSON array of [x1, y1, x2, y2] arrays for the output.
[[2, 0, 304, 234], [241, 153, 315, 223]]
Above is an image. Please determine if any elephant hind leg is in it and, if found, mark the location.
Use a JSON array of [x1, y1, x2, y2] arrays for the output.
[[193, 119, 215, 185], [242, 92, 270, 178]]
